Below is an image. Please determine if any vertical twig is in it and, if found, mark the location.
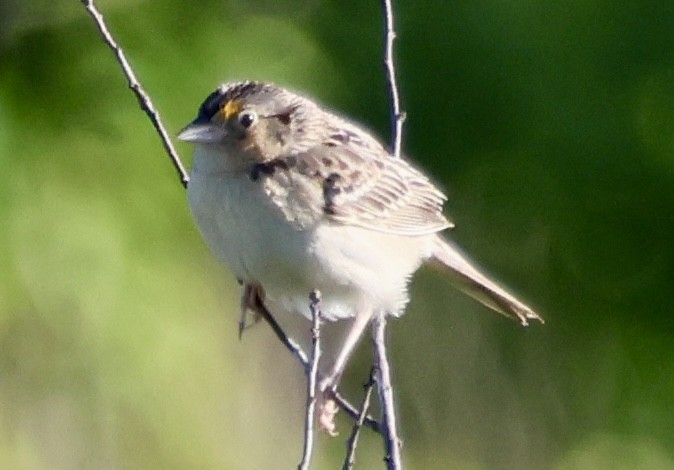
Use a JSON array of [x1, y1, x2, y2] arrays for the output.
[[379, 0, 405, 469], [80, 0, 190, 187], [382, 0, 406, 158], [373, 316, 403, 469], [298, 291, 323, 470], [342, 368, 376, 470]]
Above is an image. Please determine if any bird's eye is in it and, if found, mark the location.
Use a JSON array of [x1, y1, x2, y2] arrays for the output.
[[238, 111, 257, 129]]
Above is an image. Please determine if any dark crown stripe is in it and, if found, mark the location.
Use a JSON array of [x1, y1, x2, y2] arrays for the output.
[[196, 81, 266, 121]]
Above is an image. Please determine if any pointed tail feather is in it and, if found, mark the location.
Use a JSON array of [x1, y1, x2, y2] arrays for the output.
[[429, 236, 543, 325]]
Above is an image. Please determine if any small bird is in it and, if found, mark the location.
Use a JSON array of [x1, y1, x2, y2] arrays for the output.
[[178, 81, 542, 392]]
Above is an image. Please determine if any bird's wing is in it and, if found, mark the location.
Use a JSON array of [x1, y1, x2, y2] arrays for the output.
[[257, 126, 452, 236]]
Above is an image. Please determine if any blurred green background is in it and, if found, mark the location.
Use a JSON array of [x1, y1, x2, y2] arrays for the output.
[[1, 0, 674, 468]]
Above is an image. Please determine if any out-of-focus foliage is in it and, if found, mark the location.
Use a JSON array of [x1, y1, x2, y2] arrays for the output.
[[1, 0, 673, 468]]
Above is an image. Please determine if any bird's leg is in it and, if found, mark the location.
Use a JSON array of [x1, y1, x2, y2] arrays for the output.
[[239, 282, 263, 339], [320, 307, 374, 392], [318, 307, 374, 435]]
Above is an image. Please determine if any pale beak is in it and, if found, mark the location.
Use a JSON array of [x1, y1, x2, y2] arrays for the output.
[[177, 121, 226, 144]]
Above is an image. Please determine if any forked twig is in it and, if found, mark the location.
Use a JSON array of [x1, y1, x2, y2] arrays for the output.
[[298, 291, 323, 470], [248, 290, 381, 434], [80, 0, 190, 187]]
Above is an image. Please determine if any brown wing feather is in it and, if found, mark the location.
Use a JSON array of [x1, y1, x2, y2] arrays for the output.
[[323, 145, 451, 235], [260, 125, 453, 236]]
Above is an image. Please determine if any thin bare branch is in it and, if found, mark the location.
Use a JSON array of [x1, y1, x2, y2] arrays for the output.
[[250, 289, 310, 367], [378, 1, 405, 468], [342, 368, 376, 470], [381, 0, 406, 158], [298, 291, 323, 470], [330, 388, 381, 434], [373, 316, 403, 469], [80, 0, 190, 187]]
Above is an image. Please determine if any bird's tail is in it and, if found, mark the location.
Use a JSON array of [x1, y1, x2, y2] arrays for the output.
[[429, 236, 543, 325]]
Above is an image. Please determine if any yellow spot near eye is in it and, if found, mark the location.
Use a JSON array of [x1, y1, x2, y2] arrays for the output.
[[221, 100, 242, 120]]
